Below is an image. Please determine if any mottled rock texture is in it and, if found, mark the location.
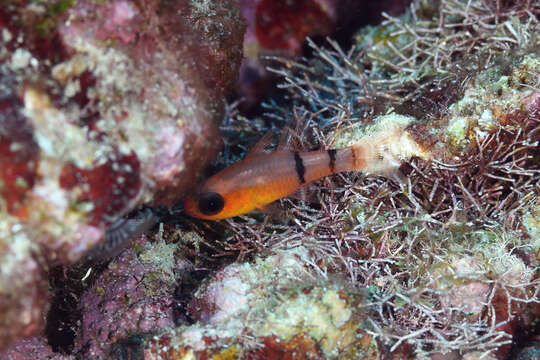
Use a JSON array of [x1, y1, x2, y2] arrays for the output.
[[144, 247, 379, 360], [75, 234, 188, 359], [0, 0, 244, 352]]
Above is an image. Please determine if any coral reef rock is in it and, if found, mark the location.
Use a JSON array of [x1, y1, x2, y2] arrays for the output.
[[0, 0, 244, 352], [144, 246, 379, 359], [75, 232, 190, 359], [0, 336, 71, 360]]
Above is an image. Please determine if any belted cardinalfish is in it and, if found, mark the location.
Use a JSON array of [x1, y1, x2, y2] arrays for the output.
[[184, 117, 429, 220]]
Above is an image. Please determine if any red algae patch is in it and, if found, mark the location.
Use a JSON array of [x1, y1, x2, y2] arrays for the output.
[[0, 95, 38, 217], [254, 0, 334, 53], [59, 151, 141, 226]]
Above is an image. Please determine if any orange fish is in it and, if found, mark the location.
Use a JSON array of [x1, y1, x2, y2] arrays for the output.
[[184, 120, 425, 220]]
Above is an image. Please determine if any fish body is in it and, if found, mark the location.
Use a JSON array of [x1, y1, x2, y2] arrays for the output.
[[184, 118, 428, 220], [184, 147, 367, 220]]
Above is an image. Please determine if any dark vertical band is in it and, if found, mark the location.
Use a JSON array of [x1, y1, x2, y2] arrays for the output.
[[293, 152, 306, 184], [327, 149, 337, 173], [350, 147, 357, 168]]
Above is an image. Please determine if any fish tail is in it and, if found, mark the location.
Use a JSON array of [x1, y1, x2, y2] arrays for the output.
[[350, 120, 428, 176]]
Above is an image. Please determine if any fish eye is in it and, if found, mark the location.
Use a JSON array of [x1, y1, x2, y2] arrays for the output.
[[198, 192, 225, 215]]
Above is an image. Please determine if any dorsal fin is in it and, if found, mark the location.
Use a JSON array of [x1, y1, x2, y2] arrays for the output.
[[276, 126, 302, 152], [244, 131, 274, 159]]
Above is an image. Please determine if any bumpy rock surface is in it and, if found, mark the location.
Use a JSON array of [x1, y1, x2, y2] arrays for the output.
[[0, 337, 71, 360], [0, 0, 244, 352], [144, 246, 379, 360], [75, 233, 189, 359]]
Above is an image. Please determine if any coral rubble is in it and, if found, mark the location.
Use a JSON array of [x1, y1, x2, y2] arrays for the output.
[[144, 246, 379, 359]]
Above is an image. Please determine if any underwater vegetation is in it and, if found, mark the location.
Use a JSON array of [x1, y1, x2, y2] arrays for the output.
[[0, 0, 539, 359], [206, 0, 540, 358]]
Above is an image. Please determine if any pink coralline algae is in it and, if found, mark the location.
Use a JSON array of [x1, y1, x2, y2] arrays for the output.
[[74, 234, 188, 359], [144, 247, 379, 360], [0, 95, 39, 218], [0, 337, 71, 360], [0, 233, 49, 356], [98, 0, 141, 44], [0, 0, 244, 352]]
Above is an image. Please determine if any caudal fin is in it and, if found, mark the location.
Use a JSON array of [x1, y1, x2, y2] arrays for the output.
[[351, 116, 430, 176]]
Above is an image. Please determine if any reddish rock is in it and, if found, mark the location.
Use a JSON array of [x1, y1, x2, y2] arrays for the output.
[[0, 234, 49, 352], [59, 151, 141, 227], [0, 0, 245, 261], [74, 235, 188, 359], [237, 0, 337, 108], [0, 95, 39, 218], [0, 0, 245, 352], [254, 0, 335, 53], [0, 337, 71, 360], [236, 0, 412, 110]]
